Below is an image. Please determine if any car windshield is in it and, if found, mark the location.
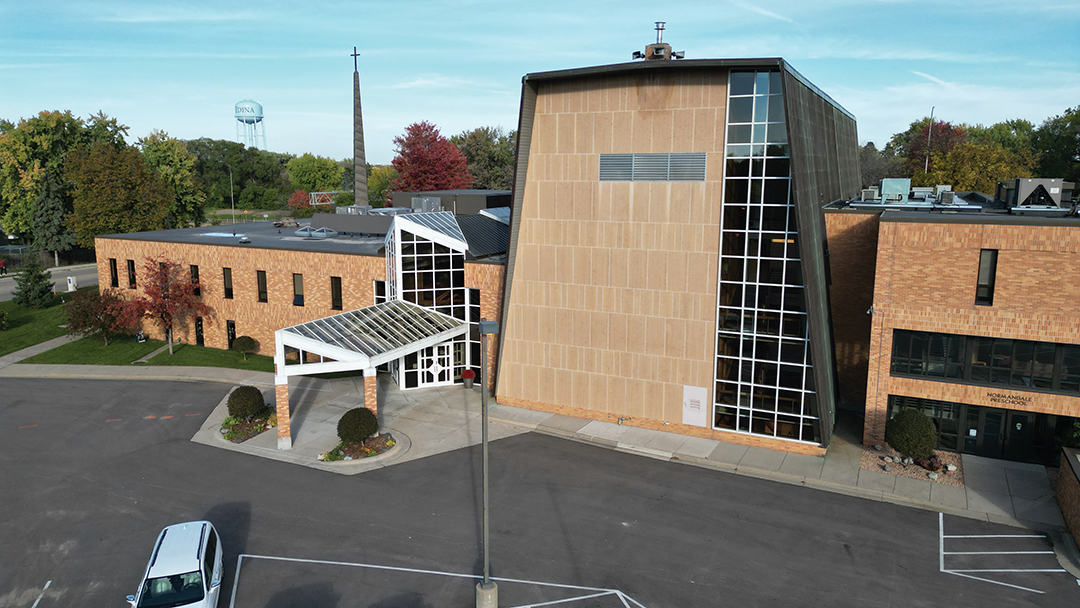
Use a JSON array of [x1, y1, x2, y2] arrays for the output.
[[138, 571, 204, 608]]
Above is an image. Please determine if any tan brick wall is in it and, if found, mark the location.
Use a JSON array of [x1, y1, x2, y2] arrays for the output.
[[863, 220, 1080, 445], [94, 238, 505, 367], [494, 68, 786, 447], [824, 210, 879, 405], [1057, 450, 1080, 541]]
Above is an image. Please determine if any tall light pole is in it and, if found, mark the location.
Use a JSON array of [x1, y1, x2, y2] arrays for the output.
[[229, 165, 236, 235], [476, 318, 499, 608], [924, 106, 935, 174]]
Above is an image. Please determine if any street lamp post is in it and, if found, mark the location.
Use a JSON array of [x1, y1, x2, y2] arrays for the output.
[[476, 318, 499, 608]]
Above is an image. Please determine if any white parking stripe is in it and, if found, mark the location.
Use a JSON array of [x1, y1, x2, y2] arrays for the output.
[[29, 580, 51, 608], [944, 551, 1055, 556]]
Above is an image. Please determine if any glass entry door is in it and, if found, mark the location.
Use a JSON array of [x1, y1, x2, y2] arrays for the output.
[[419, 343, 453, 387]]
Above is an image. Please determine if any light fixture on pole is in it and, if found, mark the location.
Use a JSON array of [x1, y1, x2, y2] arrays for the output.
[[476, 318, 499, 608]]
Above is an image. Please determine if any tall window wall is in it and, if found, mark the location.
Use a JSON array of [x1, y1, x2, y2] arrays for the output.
[[713, 70, 819, 444]]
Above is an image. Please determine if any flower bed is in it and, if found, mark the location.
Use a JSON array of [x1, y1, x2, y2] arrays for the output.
[[220, 411, 276, 443], [319, 433, 396, 462], [859, 443, 965, 487]]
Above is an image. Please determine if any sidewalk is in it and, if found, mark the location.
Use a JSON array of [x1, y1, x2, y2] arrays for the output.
[[1, 340, 1076, 574]]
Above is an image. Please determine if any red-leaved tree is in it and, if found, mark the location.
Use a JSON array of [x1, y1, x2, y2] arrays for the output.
[[390, 121, 471, 192], [129, 255, 213, 355], [63, 288, 141, 346]]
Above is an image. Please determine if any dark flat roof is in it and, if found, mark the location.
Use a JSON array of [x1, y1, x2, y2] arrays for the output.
[[98, 222, 385, 257]]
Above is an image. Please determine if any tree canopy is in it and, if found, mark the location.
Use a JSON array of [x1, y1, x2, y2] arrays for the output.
[[367, 164, 397, 207], [452, 126, 516, 190], [64, 288, 139, 345], [31, 169, 77, 266], [138, 130, 207, 228], [287, 153, 344, 193], [185, 138, 292, 210], [128, 255, 213, 355], [391, 121, 471, 192], [65, 143, 172, 247]]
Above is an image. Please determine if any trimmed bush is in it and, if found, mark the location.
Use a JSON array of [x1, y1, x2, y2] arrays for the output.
[[232, 335, 257, 361], [338, 407, 378, 444], [886, 408, 938, 459], [0, 309, 8, 331], [228, 385, 266, 419]]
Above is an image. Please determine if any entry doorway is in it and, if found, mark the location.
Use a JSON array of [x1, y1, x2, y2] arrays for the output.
[[963, 406, 1035, 461], [419, 343, 453, 387]]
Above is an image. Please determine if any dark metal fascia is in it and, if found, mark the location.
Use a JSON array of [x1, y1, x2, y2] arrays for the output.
[[523, 57, 784, 83]]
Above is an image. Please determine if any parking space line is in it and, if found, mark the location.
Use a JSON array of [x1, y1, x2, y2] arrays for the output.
[[185, 413, 203, 417], [29, 580, 51, 608], [943, 534, 1046, 539], [229, 554, 647, 608], [106, 419, 121, 422], [938, 512, 1067, 595], [952, 568, 1067, 573], [944, 551, 1055, 556]]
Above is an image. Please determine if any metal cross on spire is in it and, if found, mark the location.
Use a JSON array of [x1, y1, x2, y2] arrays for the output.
[[351, 46, 360, 72]]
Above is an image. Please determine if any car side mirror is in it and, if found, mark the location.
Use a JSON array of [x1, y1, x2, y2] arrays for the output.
[[211, 579, 221, 589], [126, 595, 136, 606]]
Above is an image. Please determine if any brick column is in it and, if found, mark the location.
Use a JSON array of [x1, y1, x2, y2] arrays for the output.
[[363, 367, 378, 422], [275, 375, 292, 450]]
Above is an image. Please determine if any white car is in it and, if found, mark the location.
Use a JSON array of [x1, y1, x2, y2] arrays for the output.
[[127, 521, 223, 608]]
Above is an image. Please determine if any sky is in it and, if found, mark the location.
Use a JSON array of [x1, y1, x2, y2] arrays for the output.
[[2, 1, 1078, 165]]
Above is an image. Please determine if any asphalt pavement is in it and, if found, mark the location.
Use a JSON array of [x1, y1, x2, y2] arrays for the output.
[[0, 263, 98, 301], [3, 378, 1080, 608]]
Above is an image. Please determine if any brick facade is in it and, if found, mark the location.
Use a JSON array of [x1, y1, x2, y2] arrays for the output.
[[1057, 449, 1080, 541], [823, 210, 879, 405], [863, 219, 1080, 445]]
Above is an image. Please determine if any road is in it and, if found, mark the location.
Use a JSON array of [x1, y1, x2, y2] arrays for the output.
[[0, 264, 99, 301], [0, 378, 1077, 607]]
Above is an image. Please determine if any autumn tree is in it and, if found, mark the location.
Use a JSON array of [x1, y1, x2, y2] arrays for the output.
[[64, 288, 139, 345], [367, 164, 397, 207], [286, 153, 344, 192], [926, 142, 1036, 193], [0, 110, 127, 236], [886, 118, 968, 184], [128, 255, 212, 355], [452, 126, 516, 190], [64, 143, 172, 247], [138, 130, 207, 228], [390, 121, 471, 192]]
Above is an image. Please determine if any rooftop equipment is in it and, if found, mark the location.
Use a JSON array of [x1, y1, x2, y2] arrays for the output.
[[880, 178, 911, 204]]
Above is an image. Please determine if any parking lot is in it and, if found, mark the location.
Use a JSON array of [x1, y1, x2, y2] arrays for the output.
[[2, 378, 1080, 607]]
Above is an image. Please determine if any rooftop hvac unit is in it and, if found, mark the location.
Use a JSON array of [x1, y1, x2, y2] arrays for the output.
[[939, 191, 956, 205], [861, 189, 878, 202], [880, 178, 911, 203], [1014, 178, 1065, 207]]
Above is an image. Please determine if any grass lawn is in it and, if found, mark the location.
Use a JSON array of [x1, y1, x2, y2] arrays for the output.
[[147, 342, 274, 372], [21, 335, 167, 365], [0, 293, 75, 357]]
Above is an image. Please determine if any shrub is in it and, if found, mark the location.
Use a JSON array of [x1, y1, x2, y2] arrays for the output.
[[338, 407, 378, 443], [232, 335, 257, 361], [0, 309, 8, 331], [228, 385, 266, 419], [886, 409, 938, 459]]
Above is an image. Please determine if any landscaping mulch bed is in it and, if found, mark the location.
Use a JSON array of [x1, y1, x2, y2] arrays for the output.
[[320, 434, 396, 462], [221, 417, 274, 443], [859, 443, 965, 487]]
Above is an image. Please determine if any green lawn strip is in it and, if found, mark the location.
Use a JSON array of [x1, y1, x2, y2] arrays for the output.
[[0, 293, 78, 357], [21, 335, 167, 365], [146, 342, 274, 372]]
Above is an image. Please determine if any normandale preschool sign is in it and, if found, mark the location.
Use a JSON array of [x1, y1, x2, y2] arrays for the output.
[[986, 392, 1034, 407]]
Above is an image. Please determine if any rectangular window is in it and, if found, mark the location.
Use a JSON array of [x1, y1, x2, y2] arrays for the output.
[[190, 265, 200, 296], [256, 270, 268, 303], [126, 259, 136, 289], [374, 280, 387, 304], [226, 320, 236, 349], [292, 273, 304, 306], [108, 258, 119, 288], [222, 267, 233, 299], [976, 249, 998, 306], [330, 276, 343, 310]]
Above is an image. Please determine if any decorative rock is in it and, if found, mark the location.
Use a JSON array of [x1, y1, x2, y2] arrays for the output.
[[344, 456, 353, 461], [883, 456, 892, 463], [874, 444, 883, 451], [883, 464, 891, 472], [946, 464, 958, 472], [220, 428, 227, 435], [904, 457, 914, 465], [928, 472, 939, 480], [317, 454, 325, 461]]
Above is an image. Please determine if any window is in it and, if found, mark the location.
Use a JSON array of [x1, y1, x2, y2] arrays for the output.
[[202, 529, 217, 587], [330, 276, 343, 310], [976, 249, 997, 306], [127, 259, 137, 289], [190, 265, 200, 296], [222, 267, 233, 299], [226, 321, 236, 349], [108, 258, 119, 288], [374, 280, 387, 304], [292, 273, 304, 306], [256, 270, 268, 303]]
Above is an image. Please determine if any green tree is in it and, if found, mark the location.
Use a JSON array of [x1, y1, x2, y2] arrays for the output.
[[64, 288, 138, 345], [128, 255, 213, 355], [858, 142, 904, 189], [926, 142, 1036, 193], [138, 130, 207, 228], [12, 249, 54, 309], [1033, 106, 1080, 184], [0, 110, 127, 236], [185, 138, 292, 209], [886, 117, 968, 183], [391, 121, 471, 192], [452, 126, 516, 190], [967, 119, 1037, 157], [65, 143, 172, 247], [286, 153, 344, 192], [367, 164, 397, 207], [31, 169, 77, 267]]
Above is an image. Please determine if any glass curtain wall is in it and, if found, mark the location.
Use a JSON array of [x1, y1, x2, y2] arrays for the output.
[[714, 70, 820, 444], [389, 227, 475, 389]]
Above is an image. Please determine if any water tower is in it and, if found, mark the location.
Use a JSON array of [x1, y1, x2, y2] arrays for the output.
[[234, 99, 266, 149]]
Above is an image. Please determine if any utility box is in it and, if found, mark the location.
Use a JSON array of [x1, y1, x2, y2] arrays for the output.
[[66, 276, 78, 292]]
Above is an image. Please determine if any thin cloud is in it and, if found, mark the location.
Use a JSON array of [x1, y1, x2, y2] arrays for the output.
[[910, 71, 948, 85], [96, 9, 258, 23], [732, 2, 795, 23]]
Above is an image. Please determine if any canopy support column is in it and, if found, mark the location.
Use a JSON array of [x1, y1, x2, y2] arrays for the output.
[[363, 367, 378, 428], [275, 375, 292, 450]]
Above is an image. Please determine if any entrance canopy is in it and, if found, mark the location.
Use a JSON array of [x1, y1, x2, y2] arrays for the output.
[[274, 299, 468, 377]]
